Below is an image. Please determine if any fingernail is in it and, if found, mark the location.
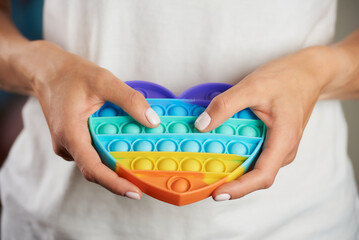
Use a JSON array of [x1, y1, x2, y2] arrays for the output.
[[214, 193, 231, 201], [125, 192, 141, 200], [195, 111, 211, 131], [145, 108, 160, 125]]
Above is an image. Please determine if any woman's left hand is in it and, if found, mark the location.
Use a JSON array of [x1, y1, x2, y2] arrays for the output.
[[194, 46, 341, 201]]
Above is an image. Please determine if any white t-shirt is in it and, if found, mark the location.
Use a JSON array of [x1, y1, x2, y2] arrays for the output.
[[2, 0, 359, 239]]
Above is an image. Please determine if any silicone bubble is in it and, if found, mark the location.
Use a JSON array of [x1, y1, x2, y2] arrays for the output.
[[204, 141, 225, 153], [132, 158, 154, 170], [238, 125, 259, 137], [205, 159, 226, 173], [169, 177, 191, 193], [180, 140, 201, 152], [168, 105, 188, 116], [215, 124, 235, 135], [228, 142, 248, 155], [157, 159, 178, 171], [181, 159, 202, 172], [109, 140, 130, 152], [191, 106, 206, 116], [151, 105, 165, 116], [122, 122, 142, 134], [168, 122, 189, 133], [157, 140, 177, 152], [145, 124, 165, 133], [133, 140, 153, 151], [99, 107, 117, 117], [97, 123, 118, 134]]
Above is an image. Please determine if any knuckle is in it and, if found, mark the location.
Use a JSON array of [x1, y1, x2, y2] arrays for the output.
[[92, 68, 111, 82], [80, 167, 95, 182], [91, 68, 114, 91], [52, 143, 63, 157], [51, 141, 73, 161], [129, 90, 146, 106], [211, 95, 230, 113], [261, 173, 275, 189]]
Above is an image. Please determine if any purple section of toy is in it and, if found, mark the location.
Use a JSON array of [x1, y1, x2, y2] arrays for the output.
[[125, 81, 232, 100], [126, 81, 177, 98], [125, 81, 257, 119]]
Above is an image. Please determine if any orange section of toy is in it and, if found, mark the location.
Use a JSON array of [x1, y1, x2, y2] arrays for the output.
[[112, 152, 247, 205]]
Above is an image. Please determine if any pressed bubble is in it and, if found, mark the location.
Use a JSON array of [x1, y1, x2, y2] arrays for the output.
[[205, 159, 226, 173], [228, 142, 248, 155], [98, 123, 118, 134], [157, 159, 178, 171], [145, 124, 165, 133], [110, 140, 130, 152], [168, 105, 188, 116], [122, 122, 141, 134], [170, 177, 191, 193], [99, 107, 117, 117], [215, 124, 235, 135], [132, 158, 153, 170], [181, 159, 202, 172], [168, 122, 189, 133], [157, 140, 177, 152], [151, 105, 165, 116], [192, 106, 206, 116], [180, 140, 201, 152], [133, 140, 153, 151], [238, 125, 259, 137], [204, 141, 225, 153]]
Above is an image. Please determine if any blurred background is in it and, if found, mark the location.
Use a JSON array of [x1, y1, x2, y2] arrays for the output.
[[1, 0, 359, 189]]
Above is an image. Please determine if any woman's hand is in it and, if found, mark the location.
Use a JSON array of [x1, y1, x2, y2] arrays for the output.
[[194, 46, 343, 201], [22, 41, 160, 199]]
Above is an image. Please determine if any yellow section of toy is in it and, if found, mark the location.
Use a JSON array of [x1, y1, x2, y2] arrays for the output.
[[110, 152, 246, 174]]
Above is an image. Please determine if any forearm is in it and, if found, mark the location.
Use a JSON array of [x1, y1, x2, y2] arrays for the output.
[[320, 28, 359, 100], [0, 6, 36, 96]]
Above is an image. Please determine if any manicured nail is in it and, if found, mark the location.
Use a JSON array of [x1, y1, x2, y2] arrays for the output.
[[125, 192, 141, 200], [195, 111, 211, 131], [145, 108, 160, 125], [214, 193, 231, 201]]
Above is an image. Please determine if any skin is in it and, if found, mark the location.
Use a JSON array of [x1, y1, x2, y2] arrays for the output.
[[1, 1, 359, 201]]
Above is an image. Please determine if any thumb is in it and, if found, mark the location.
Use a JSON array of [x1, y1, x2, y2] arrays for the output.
[[194, 84, 253, 132], [99, 76, 160, 128]]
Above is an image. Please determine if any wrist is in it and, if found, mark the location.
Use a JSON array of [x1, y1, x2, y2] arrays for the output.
[[317, 44, 357, 100], [297, 46, 341, 99], [22, 40, 61, 96]]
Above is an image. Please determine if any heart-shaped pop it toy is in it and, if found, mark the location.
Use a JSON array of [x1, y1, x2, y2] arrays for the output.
[[89, 81, 266, 206]]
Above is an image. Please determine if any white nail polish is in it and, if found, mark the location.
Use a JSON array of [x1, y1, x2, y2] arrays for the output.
[[125, 192, 141, 200], [214, 193, 231, 201], [145, 108, 160, 125], [195, 111, 211, 131]]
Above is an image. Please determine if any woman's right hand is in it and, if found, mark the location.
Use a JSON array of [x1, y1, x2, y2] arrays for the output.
[[21, 40, 161, 199]]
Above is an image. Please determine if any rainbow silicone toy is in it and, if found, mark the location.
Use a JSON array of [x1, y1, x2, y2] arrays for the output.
[[88, 81, 266, 206]]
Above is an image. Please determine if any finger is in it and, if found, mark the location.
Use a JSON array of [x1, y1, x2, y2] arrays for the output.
[[63, 115, 143, 199], [212, 122, 296, 201], [97, 71, 160, 128], [194, 82, 257, 132]]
